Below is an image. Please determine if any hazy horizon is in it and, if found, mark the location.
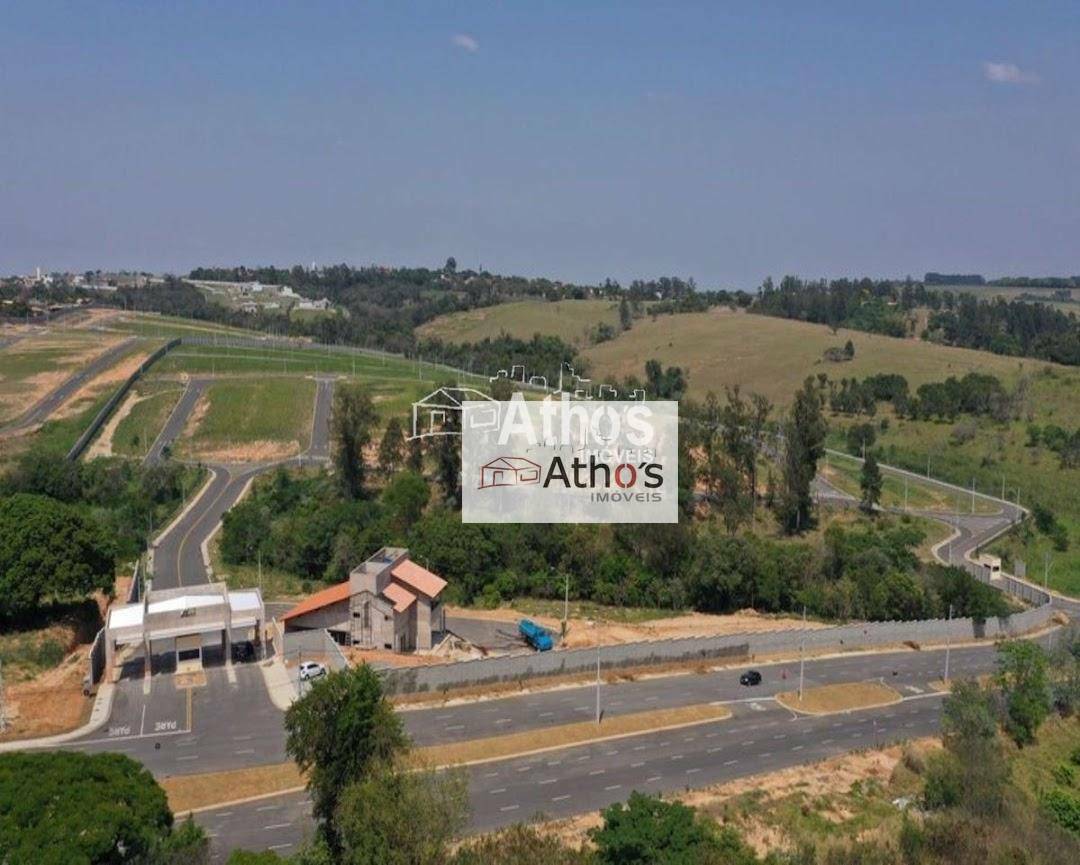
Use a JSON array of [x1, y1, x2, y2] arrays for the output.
[[3, 2, 1077, 287]]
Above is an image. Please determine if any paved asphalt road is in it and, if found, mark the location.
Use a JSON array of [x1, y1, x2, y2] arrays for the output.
[[145, 378, 210, 466], [150, 375, 335, 590], [198, 669, 958, 860], [0, 336, 139, 434]]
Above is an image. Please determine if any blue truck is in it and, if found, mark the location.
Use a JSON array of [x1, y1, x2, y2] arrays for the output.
[[518, 619, 554, 651]]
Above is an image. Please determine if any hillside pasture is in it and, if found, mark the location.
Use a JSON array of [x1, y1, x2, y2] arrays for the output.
[[417, 299, 622, 347], [583, 307, 1057, 406]]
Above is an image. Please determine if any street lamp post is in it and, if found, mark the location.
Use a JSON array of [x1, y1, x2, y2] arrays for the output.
[[944, 604, 952, 685], [798, 606, 806, 702]]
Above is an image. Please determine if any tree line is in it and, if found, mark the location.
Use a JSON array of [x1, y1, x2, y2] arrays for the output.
[[752, 275, 1080, 366]]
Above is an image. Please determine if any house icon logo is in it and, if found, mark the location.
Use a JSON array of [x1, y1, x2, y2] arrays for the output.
[[478, 456, 542, 490]]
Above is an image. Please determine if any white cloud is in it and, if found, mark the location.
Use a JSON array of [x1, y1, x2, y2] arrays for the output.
[[983, 62, 1039, 85], [452, 33, 479, 53]]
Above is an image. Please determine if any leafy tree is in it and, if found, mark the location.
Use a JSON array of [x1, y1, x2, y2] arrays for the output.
[[778, 377, 827, 533], [332, 385, 379, 499], [381, 471, 430, 534], [432, 396, 462, 507], [844, 338, 855, 358], [996, 640, 1052, 746], [931, 679, 1010, 816], [284, 665, 408, 838], [619, 297, 633, 331], [405, 436, 424, 473], [377, 417, 406, 474], [591, 791, 758, 865], [0, 493, 115, 620], [859, 452, 883, 513], [335, 766, 468, 865], [0, 751, 206, 864], [444, 256, 457, 273]]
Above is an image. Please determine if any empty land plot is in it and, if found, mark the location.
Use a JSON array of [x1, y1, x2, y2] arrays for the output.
[[177, 377, 316, 461], [110, 379, 187, 458], [583, 307, 1042, 406], [155, 343, 490, 419], [0, 330, 124, 424], [418, 299, 622, 347], [106, 312, 268, 341]]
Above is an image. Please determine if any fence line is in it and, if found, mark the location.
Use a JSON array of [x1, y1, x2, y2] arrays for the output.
[[66, 338, 182, 461]]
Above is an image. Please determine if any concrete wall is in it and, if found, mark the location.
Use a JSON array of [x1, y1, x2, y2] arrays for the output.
[[67, 338, 182, 461], [379, 604, 1055, 696], [283, 629, 349, 671]]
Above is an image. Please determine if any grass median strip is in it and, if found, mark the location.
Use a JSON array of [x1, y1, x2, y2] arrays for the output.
[[163, 702, 732, 813], [408, 703, 732, 769], [163, 761, 305, 815], [776, 681, 902, 715]]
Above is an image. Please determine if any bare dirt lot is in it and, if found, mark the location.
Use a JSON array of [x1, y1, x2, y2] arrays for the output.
[[446, 606, 830, 650]]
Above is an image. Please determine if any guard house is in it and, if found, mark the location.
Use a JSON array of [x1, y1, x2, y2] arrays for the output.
[[280, 547, 447, 652], [105, 582, 265, 678]]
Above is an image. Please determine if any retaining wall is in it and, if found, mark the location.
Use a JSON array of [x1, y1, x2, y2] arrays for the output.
[[66, 338, 182, 461], [379, 603, 1054, 696]]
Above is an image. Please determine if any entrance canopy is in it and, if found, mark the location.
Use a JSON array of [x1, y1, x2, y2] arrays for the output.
[[107, 582, 264, 648]]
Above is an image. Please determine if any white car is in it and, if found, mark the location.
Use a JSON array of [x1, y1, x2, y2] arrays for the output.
[[298, 661, 327, 681]]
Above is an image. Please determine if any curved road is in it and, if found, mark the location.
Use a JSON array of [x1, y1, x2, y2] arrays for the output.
[[150, 375, 335, 590]]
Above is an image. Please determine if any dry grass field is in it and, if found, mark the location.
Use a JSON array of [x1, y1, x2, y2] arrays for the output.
[[583, 307, 1045, 406], [417, 299, 621, 347]]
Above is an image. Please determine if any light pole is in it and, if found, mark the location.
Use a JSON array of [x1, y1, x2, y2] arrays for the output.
[[944, 604, 952, 685], [595, 642, 602, 725], [798, 606, 806, 702]]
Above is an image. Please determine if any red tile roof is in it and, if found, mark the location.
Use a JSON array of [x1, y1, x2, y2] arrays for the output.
[[382, 581, 417, 614], [391, 559, 447, 599], [280, 581, 350, 622]]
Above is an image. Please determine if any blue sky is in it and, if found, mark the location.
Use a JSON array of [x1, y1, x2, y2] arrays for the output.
[[2, 1, 1077, 287]]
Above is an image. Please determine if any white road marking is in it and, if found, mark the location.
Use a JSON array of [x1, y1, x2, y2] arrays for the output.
[[552, 795, 571, 802], [490, 788, 507, 794]]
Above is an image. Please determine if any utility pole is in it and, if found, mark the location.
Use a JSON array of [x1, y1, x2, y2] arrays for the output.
[[595, 643, 602, 725], [944, 604, 952, 684], [798, 606, 806, 702], [971, 478, 975, 514], [258, 550, 263, 598]]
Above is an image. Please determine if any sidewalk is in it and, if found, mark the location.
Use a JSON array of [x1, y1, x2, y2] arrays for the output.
[[260, 657, 297, 712]]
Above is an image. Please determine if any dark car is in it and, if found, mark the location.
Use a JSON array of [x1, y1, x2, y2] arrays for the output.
[[231, 641, 256, 663], [739, 670, 762, 686]]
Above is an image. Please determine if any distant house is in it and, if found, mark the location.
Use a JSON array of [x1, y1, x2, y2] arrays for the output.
[[479, 456, 541, 489], [279, 547, 447, 652]]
